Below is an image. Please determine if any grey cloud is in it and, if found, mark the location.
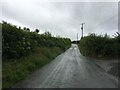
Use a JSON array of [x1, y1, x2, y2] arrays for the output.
[[1, 2, 118, 40]]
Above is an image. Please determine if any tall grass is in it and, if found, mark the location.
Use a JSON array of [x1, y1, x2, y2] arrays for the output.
[[78, 33, 120, 59], [3, 47, 63, 88]]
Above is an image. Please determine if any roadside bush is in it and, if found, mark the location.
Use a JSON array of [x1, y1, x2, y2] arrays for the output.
[[2, 21, 71, 60], [78, 33, 120, 58], [2, 21, 71, 88]]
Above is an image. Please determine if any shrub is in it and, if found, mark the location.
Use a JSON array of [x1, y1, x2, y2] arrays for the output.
[[2, 21, 71, 60], [78, 33, 120, 58]]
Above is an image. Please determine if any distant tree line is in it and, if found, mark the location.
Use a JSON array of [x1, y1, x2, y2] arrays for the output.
[[71, 40, 79, 44]]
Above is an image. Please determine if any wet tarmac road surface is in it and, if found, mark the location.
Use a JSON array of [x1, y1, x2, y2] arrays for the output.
[[13, 44, 118, 88]]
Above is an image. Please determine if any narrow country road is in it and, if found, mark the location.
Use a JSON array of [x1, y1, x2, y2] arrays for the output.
[[13, 44, 118, 88]]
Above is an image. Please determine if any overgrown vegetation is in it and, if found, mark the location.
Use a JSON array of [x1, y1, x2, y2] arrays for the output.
[[2, 21, 71, 88], [78, 33, 120, 59], [2, 21, 71, 59]]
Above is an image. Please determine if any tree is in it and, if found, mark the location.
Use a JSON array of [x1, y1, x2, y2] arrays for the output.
[[23, 27, 27, 30], [18, 26, 21, 30], [23, 27, 30, 32], [44, 32, 52, 37], [26, 28, 30, 32], [35, 29, 39, 33]]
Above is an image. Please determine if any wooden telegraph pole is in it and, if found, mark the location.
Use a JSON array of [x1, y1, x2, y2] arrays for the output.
[[80, 23, 85, 38]]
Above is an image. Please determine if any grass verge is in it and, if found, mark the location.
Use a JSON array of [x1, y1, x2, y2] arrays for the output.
[[2, 46, 65, 88]]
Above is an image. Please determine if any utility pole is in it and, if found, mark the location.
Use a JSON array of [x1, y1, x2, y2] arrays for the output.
[[80, 23, 85, 38]]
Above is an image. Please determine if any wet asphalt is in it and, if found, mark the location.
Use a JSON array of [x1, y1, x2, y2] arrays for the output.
[[13, 44, 118, 88]]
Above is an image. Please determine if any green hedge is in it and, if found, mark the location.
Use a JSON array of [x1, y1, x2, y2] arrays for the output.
[[78, 33, 120, 58], [2, 21, 71, 88], [2, 21, 71, 59]]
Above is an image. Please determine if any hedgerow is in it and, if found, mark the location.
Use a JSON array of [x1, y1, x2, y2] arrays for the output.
[[2, 21, 71, 88], [2, 21, 71, 59], [78, 33, 120, 58]]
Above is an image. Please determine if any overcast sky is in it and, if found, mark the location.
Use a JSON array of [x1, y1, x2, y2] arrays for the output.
[[1, 0, 118, 41]]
